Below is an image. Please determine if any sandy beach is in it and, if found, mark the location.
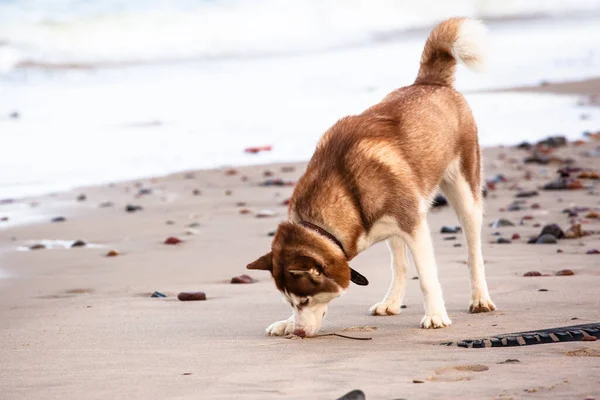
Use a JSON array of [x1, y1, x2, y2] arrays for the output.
[[1, 77, 600, 399]]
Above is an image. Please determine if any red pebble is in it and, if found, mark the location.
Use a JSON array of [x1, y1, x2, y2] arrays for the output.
[[555, 269, 574, 276], [531, 203, 541, 209], [586, 249, 600, 254], [177, 292, 206, 301], [522, 215, 534, 220], [512, 233, 521, 240], [523, 271, 542, 277], [244, 145, 272, 154], [164, 237, 182, 245], [230, 274, 257, 284]]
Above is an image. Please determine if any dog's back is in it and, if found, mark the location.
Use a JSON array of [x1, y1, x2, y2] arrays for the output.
[[290, 18, 487, 252]]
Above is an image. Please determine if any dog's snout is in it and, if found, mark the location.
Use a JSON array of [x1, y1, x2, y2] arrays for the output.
[[294, 329, 307, 338]]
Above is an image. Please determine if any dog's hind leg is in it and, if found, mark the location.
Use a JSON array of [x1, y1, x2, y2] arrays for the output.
[[369, 236, 408, 316], [440, 159, 496, 314], [404, 217, 452, 328]]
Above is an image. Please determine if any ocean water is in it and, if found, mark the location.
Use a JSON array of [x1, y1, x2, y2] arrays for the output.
[[1, 0, 600, 198]]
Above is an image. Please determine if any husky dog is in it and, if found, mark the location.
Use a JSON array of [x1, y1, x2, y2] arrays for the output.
[[247, 18, 496, 337]]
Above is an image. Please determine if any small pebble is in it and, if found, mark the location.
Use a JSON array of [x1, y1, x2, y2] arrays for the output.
[[267, 231, 276, 237], [256, 210, 276, 218], [236, 202, 247, 207], [51, 216, 66, 223], [557, 249, 563, 253], [555, 269, 574, 276], [511, 233, 521, 240], [440, 226, 461, 234], [490, 218, 514, 228], [106, 250, 120, 257], [538, 289, 548, 292], [586, 249, 600, 254], [443, 236, 456, 241], [99, 201, 114, 208], [535, 234, 557, 244], [225, 190, 233, 196], [401, 305, 407, 309], [164, 237, 183, 245], [151, 291, 167, 298], [263, 170, 274, 177], [177, 292, 206, 301], [239, 208, 251, 215], [0, 216, 8, 222], [230, 274, 257, 284], [515, 190, 538, 198], [523, 271, 542, 277], [412, 380, 424, 384], [71, 240, 86, 248], [540, 224, 564, 239], [29, 244, 46, 250], [281, 166, 295, 173], [187, 222, 201, 228], [183, 172, 195, 179], [192, 189, 201, 196], [76, 194, 87, 201], [453, 243, 462, 247], [224, 168, 238, 176], [125, 204, 143, 213]]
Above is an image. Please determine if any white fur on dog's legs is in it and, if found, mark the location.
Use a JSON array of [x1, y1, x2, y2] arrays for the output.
[[404, 218, 452, 329], [369, 236, 408, 316], [440, 172, 496, 314], [266, 315, 294, 336]]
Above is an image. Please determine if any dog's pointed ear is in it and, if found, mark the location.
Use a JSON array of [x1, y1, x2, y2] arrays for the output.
[[246, 252, 273, 271]]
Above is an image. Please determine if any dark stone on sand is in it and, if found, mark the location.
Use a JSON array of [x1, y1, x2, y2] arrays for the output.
[[9, 111, 19, 119], [401, 305, 407, 309], [431, 194, 448, 207], [51, 216, 66, 223], [540, 224, 564, 239], [443, 236, 456, 241], [187, 222, 201, 228], [177, 292, 206, 301], [267, 231, 276, 237], [151, 291, 167, 298], [99, 201, 114, 208], [71, 240, 86, 248], [524, 271, 542, 277], [236, 202, 247, 207], [281, 166, 295, 173], [412, 380, 424, 384], [586, 249, 600, 254], [412, 276, 418, 280], [535, 234, 558, 244], [76, 194, 87, 201], [537, 135, 567, 148], [335, 390, 366, 400], [556, 269, 574, 276], [440, 226, 461, 234], [0, 216, 8, 222], [29, 243, 46, 250], [192, 189, 201, 196], [515, 190, 538, 198], [507, 202, 522, 211], [183, 172, 195, 179], [490, 218, 514, 228], [106, 250, 120, 257], [496, 238, 511, 244], [516, 141, 532, 150], [225, 190, 233, 196], [165, 220, 175, 225], [230, 274, 257, 284], [511, 233, 521, 240], [125, 204, 143, 213], [538, 288, 548, 292], [524, 153, 551, 165], [164, 237, 182, 245], [138, 188, 152, 195], [263, 170, 274, 177], [453, 243, 462, 247]]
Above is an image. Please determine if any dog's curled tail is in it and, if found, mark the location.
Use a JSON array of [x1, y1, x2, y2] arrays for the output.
[[415, 18, 487, 87]]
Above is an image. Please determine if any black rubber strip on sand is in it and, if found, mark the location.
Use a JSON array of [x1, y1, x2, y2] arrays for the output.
[[439, 322, 600, 348]]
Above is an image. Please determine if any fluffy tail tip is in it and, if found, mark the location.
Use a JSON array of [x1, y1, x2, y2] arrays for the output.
[[453, 18, 488, 72]]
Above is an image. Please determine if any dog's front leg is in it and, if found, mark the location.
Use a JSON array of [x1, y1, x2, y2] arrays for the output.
[[369, 236, 408, 315], [404, 219, 452, 329], [265, 314, 295, 336]]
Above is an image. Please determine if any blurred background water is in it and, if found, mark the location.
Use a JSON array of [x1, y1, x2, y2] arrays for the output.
[[2, 0, 600, 198]]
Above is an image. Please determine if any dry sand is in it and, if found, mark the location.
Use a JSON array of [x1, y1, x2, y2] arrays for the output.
[[1, 83, 600, 399]]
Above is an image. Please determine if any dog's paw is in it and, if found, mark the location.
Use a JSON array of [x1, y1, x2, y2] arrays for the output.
[[369, 300, 401, 316], [420, 313, 452, 329], [469, 297, 497, 314], [265, 319, 294, 336]]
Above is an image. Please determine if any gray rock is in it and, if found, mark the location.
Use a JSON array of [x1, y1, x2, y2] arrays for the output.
[[535, 234, 558, 244]]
